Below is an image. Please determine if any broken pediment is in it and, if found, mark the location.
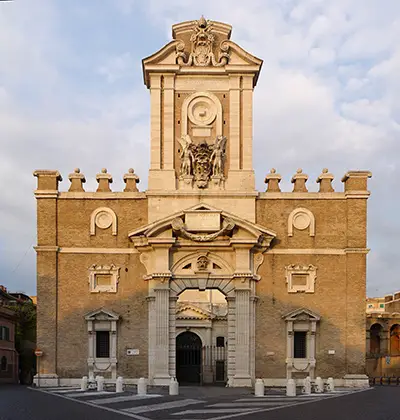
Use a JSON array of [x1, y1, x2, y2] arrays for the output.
[[128, 203, 276, 248], [142, 17, 263, 87]]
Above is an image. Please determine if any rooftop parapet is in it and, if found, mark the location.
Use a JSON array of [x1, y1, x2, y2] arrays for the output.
[[316, 168, 334, 192], [33, 170, 62, 191], [291, 169, 308, 192], [123, 168, 140, 192], [96, 168, 113, 192], [341, 171, 372, 193], [264, 168, 281, 192], [68, 168, 86, 192]]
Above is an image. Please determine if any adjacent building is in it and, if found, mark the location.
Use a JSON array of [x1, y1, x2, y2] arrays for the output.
[[366, 292, 400, 378], [33, 17, 372, 387], [0, 286, 19, 383]]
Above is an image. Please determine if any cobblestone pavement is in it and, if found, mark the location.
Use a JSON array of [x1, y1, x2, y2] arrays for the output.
[[1, 384, 399, 420]]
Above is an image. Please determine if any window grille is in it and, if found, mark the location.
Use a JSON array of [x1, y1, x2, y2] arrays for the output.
[[96, 331, 110, 358], [294, 331, 307, 358]]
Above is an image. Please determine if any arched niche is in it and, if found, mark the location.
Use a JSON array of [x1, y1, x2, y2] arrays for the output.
[[181, 91, 223, 138], [288, 207, 315, 237], [90, 207, 117, 236]]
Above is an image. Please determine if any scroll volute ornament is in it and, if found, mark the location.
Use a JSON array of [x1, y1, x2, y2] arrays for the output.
[[176, 16, 230, 67]]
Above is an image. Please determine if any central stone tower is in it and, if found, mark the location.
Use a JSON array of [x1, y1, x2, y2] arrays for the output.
[[142, 17, 262, 222]]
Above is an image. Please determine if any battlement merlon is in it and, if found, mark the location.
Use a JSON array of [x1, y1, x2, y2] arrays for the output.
[[341, 171, 372, 196], [33, 170, 62, 198]]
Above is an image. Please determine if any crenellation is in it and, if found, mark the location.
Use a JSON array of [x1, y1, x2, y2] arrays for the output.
[[123, 168, 140, 192], [264, 168, 281, 192], [291, 168, 308, 192], [316, 168, 334, 193], [33, 170, 62, 191], [68, 168, 86, 192], [96, 168, 113, 192]]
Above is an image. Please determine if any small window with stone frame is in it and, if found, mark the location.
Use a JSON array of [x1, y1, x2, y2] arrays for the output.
[[216, 336, 225, 347]]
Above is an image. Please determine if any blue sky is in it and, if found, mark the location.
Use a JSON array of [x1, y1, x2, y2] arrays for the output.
[[0, 0, 399, 297]]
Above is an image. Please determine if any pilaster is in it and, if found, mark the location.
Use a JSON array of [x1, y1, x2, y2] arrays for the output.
[[234, 288, 252, 386], [154, 287, 171, 383]]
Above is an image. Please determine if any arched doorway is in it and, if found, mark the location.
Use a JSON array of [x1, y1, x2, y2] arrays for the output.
[[176, 331, 202, 384], [370, 323, 383, 354]]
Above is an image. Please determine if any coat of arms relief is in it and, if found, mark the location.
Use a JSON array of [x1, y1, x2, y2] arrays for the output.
[[175, 16, 230, 67], [178, 134, 227, 188]]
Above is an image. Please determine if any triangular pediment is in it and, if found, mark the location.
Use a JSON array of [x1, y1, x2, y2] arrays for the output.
[[282, 307, 321, 322], [176, 304, 214, 320], [128, 203, 276, 244], [84, 307, 119, 321]]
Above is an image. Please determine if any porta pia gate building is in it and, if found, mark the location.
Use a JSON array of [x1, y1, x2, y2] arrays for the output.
[[34, 18, 371, 388]]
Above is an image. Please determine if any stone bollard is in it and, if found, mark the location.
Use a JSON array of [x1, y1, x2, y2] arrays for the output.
[[116, 376, 124, 393], [286, 379, 296, 397], [137, 377, 147, 396], [326, 377, 335, 392], [315, 377, 324, 393], [254, 379, 265, 397], [169, 377, 179, 396], [97, 376, 104, 392], [302, 376, 311, 394], [81, 376, 88, 391]]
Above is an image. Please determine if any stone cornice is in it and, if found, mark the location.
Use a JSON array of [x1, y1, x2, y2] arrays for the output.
[[34, 190, 59, 199], [58, 192, 147, 199], [258, 192, 345, 200], [34, 246, 60, 253]]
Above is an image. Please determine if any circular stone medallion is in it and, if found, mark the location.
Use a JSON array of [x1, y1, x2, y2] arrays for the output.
[[293, 212, 311, 230], [188, 97, 217, 127], [95, 211, 113, 229]]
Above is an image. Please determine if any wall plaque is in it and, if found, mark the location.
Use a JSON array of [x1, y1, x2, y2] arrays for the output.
[[185, 211, 221, 232]]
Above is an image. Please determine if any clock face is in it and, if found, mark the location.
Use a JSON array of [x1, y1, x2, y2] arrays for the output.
[[188, 96, 217, 126]]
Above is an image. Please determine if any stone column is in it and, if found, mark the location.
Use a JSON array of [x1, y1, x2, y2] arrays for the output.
[[234, 288, 252, 386], [154, 287, 170, 384], [147, 296, 156, 383], [169, 295, 177, 378], [226, 296, 236, 382]]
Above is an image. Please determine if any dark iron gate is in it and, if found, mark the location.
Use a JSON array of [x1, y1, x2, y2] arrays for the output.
[[176, 332, 202, 384], [203, 345, 227, 384], [176, 332, 227, 385]]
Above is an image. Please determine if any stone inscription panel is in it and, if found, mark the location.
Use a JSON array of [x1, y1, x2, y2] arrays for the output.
[[185, 211, 221, 232]]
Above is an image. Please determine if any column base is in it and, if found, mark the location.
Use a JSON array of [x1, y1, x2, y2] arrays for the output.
[[343, 374, 369, 388], [231, 375, 253, 387], [33, 373, 59, 387], [153, 375, 171, 386]]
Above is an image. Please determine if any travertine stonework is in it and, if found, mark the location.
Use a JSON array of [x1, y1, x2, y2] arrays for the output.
[[34, 17, 371, 387]]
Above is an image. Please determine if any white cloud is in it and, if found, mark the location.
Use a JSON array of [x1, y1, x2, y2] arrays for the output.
[[0, 0, 399, 297]]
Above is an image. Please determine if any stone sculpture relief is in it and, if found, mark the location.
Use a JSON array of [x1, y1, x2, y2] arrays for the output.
[[171, 216, 235, 242], [178, 134, 227, 188], [176, 16, 230, 67], [196, 255, 209, 271]]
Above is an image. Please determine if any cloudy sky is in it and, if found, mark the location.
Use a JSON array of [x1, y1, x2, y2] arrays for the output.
[[1, 0, 399, 297]]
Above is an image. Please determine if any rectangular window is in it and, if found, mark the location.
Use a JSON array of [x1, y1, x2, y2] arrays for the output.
[[216, 336, 225, 347], [294, 331, 307, 358], [0, 326, 9, 341], [96, 331, 110, 358]]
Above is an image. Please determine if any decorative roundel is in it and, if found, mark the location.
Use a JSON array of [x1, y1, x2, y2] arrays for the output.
[[188, 96, 217, 126], [95, 211, 113, 229], [292, 211, 311, 230]]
